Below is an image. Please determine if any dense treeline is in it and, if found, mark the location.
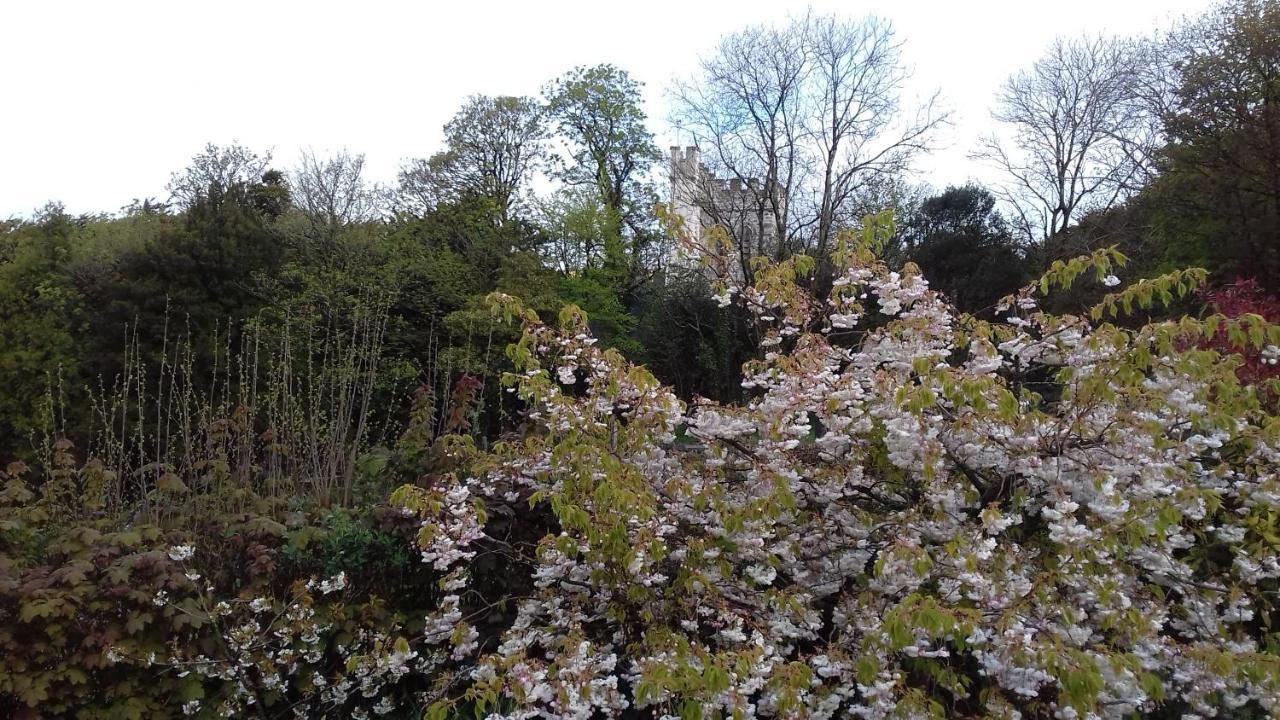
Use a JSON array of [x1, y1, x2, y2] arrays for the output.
[[0, 78, 751, 460], [2, 1, 1280, 717]]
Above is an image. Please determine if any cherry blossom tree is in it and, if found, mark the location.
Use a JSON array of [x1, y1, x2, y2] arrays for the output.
[[95, 223, 1280, 718], [382, 216, 1280, 720]]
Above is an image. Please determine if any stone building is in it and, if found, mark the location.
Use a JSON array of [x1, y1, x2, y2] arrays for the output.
[[668, 146, 780, 268]]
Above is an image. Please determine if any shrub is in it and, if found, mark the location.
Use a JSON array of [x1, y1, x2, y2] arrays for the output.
[[0, 441, 440, 718], [1202, 277, 1280, 392]]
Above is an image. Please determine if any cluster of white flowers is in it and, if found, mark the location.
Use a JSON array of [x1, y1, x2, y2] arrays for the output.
[[123, 565, 436, 717], [168, 544, 196, 562], [1263, 344, 1280, 366], [417, 482, 486, 570], [317, 571, 347, 595]]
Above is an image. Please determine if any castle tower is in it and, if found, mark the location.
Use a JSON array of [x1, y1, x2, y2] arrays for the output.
[[667, 145, 782, 276], [669, 146, 704, 251]]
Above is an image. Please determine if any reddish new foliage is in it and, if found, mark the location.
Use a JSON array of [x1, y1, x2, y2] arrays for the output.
[[1203, 277, 1280, 388]]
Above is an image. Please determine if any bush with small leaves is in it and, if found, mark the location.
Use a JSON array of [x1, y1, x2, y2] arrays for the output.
[[0, 441, 442, 719]]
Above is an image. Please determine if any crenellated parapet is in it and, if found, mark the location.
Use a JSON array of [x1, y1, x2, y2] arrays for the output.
[[668, 146, 780, 275]]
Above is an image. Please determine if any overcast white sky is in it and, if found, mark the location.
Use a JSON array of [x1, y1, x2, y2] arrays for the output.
[[1, 0, 1214, 218]]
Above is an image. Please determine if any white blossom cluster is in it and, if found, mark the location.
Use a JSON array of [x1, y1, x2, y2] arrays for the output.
[[131, 569, 434, 718]]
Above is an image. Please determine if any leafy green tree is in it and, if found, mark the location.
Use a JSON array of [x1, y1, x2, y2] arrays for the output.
[[537, 186, 620, 274], [556, 273, 641, 356], [902, 185, 1029, 315], [544, 64, 661, 285], [398, 95, 546, 222], [632, 270, 753, 401], [379, 195, 558, 433], [85, 180, 283, 382], [0, 205, 88, 453], [1154, 0, 1280, 288], [419, 195, 543, 285], [377, 200, 502, 367]]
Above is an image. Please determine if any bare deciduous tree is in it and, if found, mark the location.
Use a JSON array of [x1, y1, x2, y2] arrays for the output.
[[806, 15, 945, 258], [671, 18, 807, 265], [976, 35, 1156, 242], [289, 149, 379, 240], [669, 13, 947, 274], [167, 142, 272, 209], [396, 154, 451, 217]]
